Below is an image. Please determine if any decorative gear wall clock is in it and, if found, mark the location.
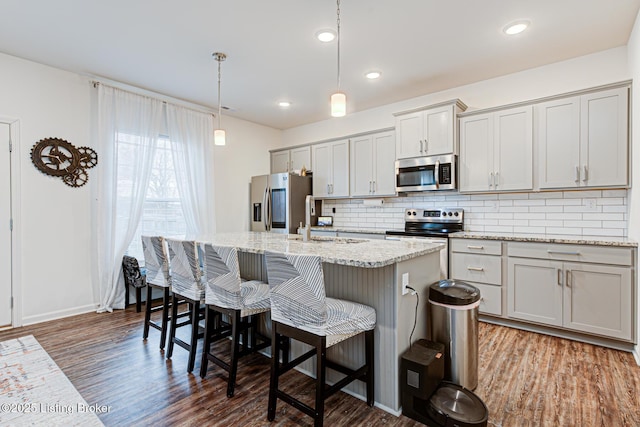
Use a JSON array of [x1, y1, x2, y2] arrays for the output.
[[30, 138, 98, 187]]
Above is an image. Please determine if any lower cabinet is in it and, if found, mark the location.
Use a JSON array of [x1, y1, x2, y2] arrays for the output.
[[507, 242, 634, 341]]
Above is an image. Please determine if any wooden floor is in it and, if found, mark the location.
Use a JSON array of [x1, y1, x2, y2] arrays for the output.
[[1, 307, 639, 426]]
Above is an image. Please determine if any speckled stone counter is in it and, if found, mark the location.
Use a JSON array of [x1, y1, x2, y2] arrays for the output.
[[309, 226, 398, 235], [450, 231, 638, 247], [205, 231, 443, 267]]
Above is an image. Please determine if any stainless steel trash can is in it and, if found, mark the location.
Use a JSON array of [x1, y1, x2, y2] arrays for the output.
[[428, 279, 481, 390]]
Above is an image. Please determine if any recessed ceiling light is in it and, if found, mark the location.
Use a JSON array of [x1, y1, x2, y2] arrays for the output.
[[316, 29, 336, 42], [278, 101, 291, 108], [503, 20, 530, 35], [365, 71, 381, 80]]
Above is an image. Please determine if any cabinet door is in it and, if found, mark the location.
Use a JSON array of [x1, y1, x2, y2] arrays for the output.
[[372, 131, 396, 196], [563, 262, 632, 340], [395, 112, 423, 159], [507, 257, 563, 327], [459, 113, 493, 192], [290, 146, 312, 173], [424, 105, 454, 156], [312, 143, 331, 197], [271, 151, 290, 174], [330, 140, 350, 197], [580, 87, 628, 188], [494, 106, 533, 191], [537, 97, 581, 189], [350, 135, 374, 197]]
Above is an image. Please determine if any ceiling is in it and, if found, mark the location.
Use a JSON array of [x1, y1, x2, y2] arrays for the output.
[[0, 0, 639, 130]]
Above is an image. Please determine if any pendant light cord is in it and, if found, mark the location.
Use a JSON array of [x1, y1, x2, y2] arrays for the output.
[[336, 0, 341, 91], [217, 59, 222, 128]]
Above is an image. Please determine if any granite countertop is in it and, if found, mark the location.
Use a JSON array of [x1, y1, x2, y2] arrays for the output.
[[450, 231, 638, 248], [203, 232, 443, 268], [309, 226, 393, 235]]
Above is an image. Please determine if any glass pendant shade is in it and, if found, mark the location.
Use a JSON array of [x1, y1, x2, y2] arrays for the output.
[[331, 92, 346, 117], [214, 128, 226, 146]]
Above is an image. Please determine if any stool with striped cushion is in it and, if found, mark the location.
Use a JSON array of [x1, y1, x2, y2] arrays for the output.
[[141, 235, 173, 350], [165, 238, 206, 373], [264, 251, 376, 427], [200, 244, 275, 397]]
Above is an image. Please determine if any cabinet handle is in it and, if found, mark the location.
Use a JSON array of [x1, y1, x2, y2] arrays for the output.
[[557, 268, 562, 286], [494, 171, 499, 189], [419, 140, 424, 153], [583, 165, 588, 182], [369, 181, 373, 193], [467, 266, 484, 271], [373, 181, 376, 193], [489, 172, 494, 188], [330, 184, 334, 194], [575, 166, 580, 183], [425, 139, 428, 153], [467, 245, 484, 250], [566, 270, 571, 288], [327, 184, 330, 194], [547, 250, 581, 256]]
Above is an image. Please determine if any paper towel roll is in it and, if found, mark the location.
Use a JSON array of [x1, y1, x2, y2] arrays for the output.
[[363, 198, 384, 207]]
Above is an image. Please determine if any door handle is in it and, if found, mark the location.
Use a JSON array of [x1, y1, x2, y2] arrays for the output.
[[583, 165, 588, 182], [575, 165, 580, 183], [566, 270, 571, 288], [467, 266, 484, 271], [262, 186, 269, 231], [434, 160, 440, 189], [557, 268, 562, 286]]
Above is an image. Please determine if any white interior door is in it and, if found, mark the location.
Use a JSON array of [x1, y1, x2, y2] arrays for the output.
[[0, 122, 11, 327]]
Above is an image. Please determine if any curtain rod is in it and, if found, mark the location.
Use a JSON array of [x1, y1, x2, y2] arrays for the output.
[[89, 78, 217, 118]]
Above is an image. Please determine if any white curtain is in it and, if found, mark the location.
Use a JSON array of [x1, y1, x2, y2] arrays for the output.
[[166, 104, 217, 241], [95, 85, 163, 312]]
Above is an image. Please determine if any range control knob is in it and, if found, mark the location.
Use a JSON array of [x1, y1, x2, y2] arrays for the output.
[[454, 212, 459, 216]]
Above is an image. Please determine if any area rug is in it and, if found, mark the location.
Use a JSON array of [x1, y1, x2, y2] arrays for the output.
[[0, 335, 104, 426]]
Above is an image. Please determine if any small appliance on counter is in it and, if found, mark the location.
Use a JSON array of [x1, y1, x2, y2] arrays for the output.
[[317, 216, 333, 227], [401, 339, 488, 427]]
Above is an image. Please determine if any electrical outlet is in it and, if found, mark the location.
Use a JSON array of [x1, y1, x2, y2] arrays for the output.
[[402, 273, 409, 295], [585, 198, 597, 211]]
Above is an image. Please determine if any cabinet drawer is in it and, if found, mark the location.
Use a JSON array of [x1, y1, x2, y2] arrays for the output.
[[450, 253, 502, 285], [472, 282, 502, 316], [450, 239, 502, 255], [508, 242, 632, 266]]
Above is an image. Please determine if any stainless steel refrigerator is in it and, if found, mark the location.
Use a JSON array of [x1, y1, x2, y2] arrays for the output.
[[250, 173, 312, 234]]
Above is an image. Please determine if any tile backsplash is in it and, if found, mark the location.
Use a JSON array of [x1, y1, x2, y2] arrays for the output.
[[321, 189, 628, 237]]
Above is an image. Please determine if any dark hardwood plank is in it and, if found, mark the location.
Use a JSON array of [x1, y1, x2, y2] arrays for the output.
[[1, 308, 639, 426]]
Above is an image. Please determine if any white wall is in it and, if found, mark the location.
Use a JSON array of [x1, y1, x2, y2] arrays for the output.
[[213, 115, 282, 232], [283, 47, 630, 146], [0, 51, 280, 325], [625, 8, 640, 359]]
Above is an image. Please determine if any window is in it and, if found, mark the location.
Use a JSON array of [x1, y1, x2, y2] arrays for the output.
[[117, 134, 187, 261]]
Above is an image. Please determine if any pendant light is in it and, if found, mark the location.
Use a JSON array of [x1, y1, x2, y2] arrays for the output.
[[212, 52, 227, 146], [330, 0, 346, 117]]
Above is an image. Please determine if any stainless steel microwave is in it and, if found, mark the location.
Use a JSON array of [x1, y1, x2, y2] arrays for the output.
[[395, 154, 457, 192]]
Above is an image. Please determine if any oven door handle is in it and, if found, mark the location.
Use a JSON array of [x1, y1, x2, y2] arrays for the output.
[[434, 160, 440, 189]]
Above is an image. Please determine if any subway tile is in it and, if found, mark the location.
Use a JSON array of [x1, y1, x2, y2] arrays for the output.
[[498, 193, 529, 200], [547, 213, 582, 220], [546, 227, 582, 235], [546, 198, 582, 206], [485, 213, 514, 220], [485, 225, 514, 233], [602, 189, 628, 198], [597, 198, 624, 205], [497, 206, 529, 213], [602, 221, 627, 229], [530, 192, 563, 199], [529, 206, 564, 213], [583, 213, 624, 221], [530, 219, 563, 227], [496, 219, 529, 226], [513, 199, 546, 206], [562, 190, 601, 198], [564, 205, 602, 213], [586, 228, 625, 237], [513, 226, 547, 234], [566, 220, 602, 228], [516, 213, 546, 220], [456, 200, 487, 207]]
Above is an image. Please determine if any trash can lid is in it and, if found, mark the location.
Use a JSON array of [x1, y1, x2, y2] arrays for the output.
[[429, 279, 480, 306]]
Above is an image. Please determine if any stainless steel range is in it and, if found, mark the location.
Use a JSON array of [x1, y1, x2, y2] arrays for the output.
[[385, 208, 464, 279]]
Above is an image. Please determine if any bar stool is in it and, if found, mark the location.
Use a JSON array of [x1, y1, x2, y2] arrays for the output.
[[199, 244, 273, 397], [141, 235, 172, 349], [165, 238, 206, 373], [264, 251, 376, 427], [122, 255, 146, 313]]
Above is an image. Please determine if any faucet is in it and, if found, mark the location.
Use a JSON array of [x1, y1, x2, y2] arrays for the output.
[[303, 195, 315, 242]]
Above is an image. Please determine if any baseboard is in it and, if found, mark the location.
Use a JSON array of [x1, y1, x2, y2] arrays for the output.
[[21, 304, 100, 326]]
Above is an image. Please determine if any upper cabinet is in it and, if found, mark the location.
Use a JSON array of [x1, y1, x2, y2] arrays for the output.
[[312, 139, 349, 198], [459, 106, 533, 192], [394, 100, 467, 159], [350, 130, 396, 197], [537, 87, 629, 189], [270, 146, 312, 174]]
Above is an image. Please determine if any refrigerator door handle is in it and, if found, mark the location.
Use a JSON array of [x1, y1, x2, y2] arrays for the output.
[[263, 185, 270, 231]]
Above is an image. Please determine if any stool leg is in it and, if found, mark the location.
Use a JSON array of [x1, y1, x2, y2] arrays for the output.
[[200, 306, 213, 378], [227, 310, 241, 397], [365, 329, 375, 407], [143, 285, 153, 340], [267, 324, 281, 421], [160, 288, 171, 350], [125, 283, 130, 308], [187, 300, 200, 373], [167, 294, 179, 358], [136, 287, 142, 313], [314, 338, 326, 427]]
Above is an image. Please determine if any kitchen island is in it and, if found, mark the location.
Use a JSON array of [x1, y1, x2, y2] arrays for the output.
[[203, 232, 444, 415]]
